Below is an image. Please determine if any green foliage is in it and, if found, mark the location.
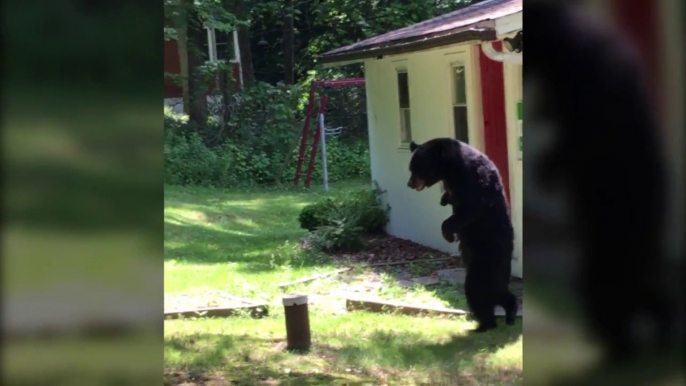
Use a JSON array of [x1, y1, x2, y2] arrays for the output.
[[298, 184, 389, 234], [268, 240, 331, 269], [309, 217, 364, 253], [298, 197, 340, 232], [299, 184, 390, 252], [164, 96, 370, 188], [339, 184, 391, 234], [162, 0, 484, 187]]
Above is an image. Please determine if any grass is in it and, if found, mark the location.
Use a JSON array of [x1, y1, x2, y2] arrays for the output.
[[164, 179, 523, 385]]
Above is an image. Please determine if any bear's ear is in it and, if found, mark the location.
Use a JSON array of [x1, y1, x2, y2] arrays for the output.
[[409, 141, 418, 152]]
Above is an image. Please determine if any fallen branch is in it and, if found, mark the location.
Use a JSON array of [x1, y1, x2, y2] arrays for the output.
[[278, 267, 353, 289]]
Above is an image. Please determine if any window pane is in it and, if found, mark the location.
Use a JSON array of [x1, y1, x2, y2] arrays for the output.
[[215, 30, 231, 45], [397, 72, 410, 108], [454, 66, 466, 105], [401, 108, 412, 142], [216, 31, 234, 61], [453, 106, 468, 143]]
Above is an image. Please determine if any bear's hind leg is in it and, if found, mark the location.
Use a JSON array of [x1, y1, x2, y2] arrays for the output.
[[466, 287, 497, 333], [498, 290, 518, 326]]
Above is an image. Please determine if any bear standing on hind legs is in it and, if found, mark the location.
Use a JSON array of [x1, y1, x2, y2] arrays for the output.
[[407, 138, 517, 333]]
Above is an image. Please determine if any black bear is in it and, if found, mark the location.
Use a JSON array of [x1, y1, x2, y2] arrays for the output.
[[408, 138, 517, 332]]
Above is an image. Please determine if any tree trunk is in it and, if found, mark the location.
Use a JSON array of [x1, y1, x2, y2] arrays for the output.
[[185, 0, 208, 125], [283, 0, 295, 85], [233, 0, 255, 87], [175, 20, 191, 115]]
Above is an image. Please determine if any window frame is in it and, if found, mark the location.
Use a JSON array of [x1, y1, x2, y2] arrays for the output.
[[451, 62, 469, 143], [396, 68, 412, 148], [203, 27, 239, 63]]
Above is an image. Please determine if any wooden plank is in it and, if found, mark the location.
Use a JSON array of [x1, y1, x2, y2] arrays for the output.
[[278, 268, 352, 288], [164, 304, 268, 320], [346, 298, 523, 318]]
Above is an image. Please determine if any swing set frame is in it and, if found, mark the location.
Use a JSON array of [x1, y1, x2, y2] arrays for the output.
[[293, 78, 366, 188]]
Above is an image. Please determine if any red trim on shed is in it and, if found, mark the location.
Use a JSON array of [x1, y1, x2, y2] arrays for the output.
[[479, 41, 511, 205]]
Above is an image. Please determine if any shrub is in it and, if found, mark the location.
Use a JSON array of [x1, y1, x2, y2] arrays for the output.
[[298, 183, 389, 233], [309, 218, 364, 253], [299, 183, 390, 252], [298, 197, 340, 232], [338, 186, 390, 234]]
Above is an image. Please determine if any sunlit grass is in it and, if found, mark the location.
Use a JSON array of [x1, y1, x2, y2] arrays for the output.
[[164, 180, 523, 384]]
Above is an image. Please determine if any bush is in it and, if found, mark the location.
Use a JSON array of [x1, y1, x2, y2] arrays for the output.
[[339, 187, 390, 234], [298, 197, 340, 232], [299, 183, 390, 252], [309, 218, 364, 253], [298, 184, 389, 233]]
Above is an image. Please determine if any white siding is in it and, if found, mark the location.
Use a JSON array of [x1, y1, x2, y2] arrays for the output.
[[504, 62, 524, 278], [363, 44, 484, 258], [363, 42, 523, 278]]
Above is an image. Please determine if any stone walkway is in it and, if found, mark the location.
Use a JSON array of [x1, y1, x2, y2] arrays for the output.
[[395, 268, 524, 317]]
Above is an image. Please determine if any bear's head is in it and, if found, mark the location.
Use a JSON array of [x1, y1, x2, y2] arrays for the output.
[[407, 139, 445, 191]]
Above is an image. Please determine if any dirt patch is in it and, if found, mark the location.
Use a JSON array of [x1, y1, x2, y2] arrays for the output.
[[317, 235, 523, 311], [164, 371, 227, 386], [327, 235, 465, 266]]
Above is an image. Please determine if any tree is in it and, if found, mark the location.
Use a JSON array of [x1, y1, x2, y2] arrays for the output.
[[185, 0, 209, 125], [283, 0, 295, 85]]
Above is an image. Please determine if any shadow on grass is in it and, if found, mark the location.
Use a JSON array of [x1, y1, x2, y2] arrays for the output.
[[330, 325, 522, 370], [165, 325, 522, 384], [164, 180, 376, 271], [164, 334, 365, 385], [164, 219, 329, 275]]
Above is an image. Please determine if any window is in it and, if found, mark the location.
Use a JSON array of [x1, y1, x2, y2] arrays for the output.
[[397, 70, 412, 144], [452, 65, 468, 143], [203, 28, 236, 62], [215, 30, 235, 61]]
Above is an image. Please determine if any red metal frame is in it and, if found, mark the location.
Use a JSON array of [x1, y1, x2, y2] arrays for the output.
[[293, 82, 317, 186], [294, 78, 366, 188]]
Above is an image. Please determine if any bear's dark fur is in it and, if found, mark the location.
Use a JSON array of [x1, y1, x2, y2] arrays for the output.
[[408, 138, 517, 332]]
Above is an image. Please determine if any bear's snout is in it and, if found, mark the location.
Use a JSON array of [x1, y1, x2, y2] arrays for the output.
[[407, 175, 426, 191]]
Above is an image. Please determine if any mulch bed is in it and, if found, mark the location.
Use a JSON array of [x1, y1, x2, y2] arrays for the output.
[[326, 234, 468, 268]]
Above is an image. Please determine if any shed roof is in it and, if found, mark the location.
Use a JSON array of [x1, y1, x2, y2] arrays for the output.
[[319, 0, 522, 65]]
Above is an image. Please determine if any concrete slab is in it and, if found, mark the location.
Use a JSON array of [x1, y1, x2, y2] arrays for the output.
[[412, 276, 440, 285], [436, 268, 467, 284]]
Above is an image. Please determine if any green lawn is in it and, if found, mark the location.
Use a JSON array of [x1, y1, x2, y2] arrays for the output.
[[164, 180, 523, 385]]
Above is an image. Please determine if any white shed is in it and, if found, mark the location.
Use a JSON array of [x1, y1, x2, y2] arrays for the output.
[[320, 0, 523, 277]]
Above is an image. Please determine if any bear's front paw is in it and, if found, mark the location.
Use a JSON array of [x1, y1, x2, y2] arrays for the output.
[[441, 225, 457, 243]]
